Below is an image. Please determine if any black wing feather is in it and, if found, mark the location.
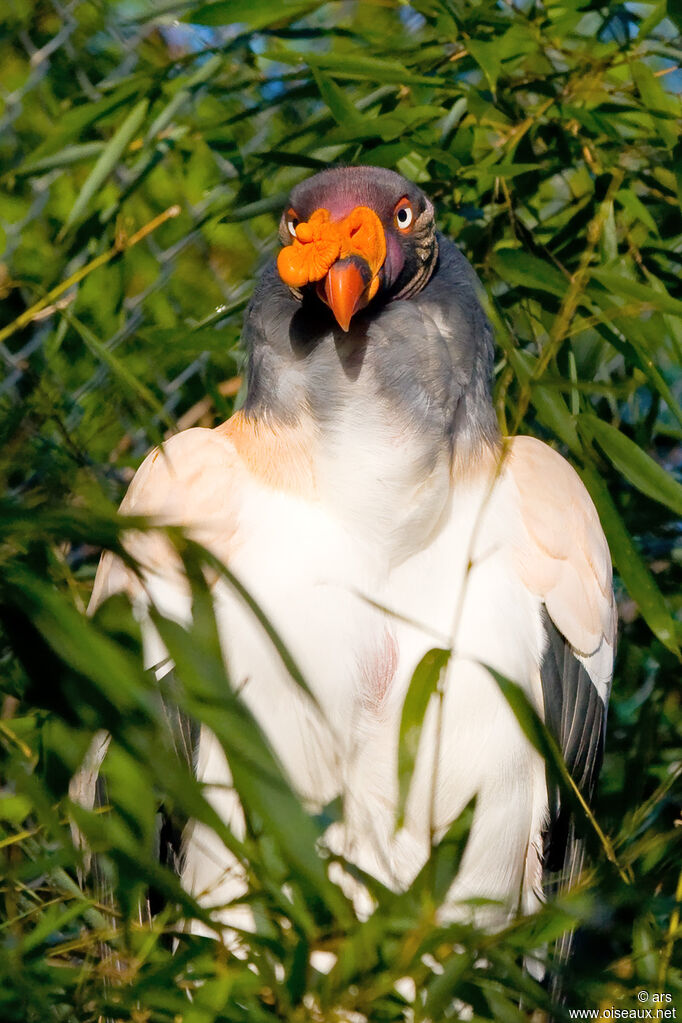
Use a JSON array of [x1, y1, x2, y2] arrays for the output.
[[540, 611, 608, 930]]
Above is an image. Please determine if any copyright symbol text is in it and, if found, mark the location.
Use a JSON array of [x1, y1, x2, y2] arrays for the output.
[[638, 990, 649, 1003]]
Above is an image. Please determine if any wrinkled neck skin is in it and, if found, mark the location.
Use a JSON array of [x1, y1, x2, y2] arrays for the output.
[[241, 234, 500, 566]]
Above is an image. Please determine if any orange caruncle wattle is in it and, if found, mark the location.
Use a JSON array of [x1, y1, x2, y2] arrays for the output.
[[277, 209, 341, 289], [338, 206, 386, 273], [277, 206, 386, 289]]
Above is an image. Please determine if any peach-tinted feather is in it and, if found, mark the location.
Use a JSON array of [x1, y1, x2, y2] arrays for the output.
[[216, 410, 316, 497], [89, 415, 316, 612], [508, 435, 616, 657]]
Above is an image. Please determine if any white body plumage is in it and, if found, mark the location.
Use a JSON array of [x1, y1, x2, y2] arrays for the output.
[[96, 420, 613, 937]]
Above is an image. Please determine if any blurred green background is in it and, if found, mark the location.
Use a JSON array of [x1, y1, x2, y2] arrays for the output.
[[1, 0, 681, 1020]]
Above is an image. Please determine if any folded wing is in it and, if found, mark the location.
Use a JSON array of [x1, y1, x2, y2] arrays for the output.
[[508, 436, 616, 921]]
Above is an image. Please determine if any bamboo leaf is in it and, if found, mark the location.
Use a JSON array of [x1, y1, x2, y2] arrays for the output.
[[590, 319, 682, 433], [631, 61, 680, 149], [64, 312, 175, 433], [12, 143, 105, 177], [270, 49, 447, 87], [187, 0, 324, 27], [579, 466, 681, 657], [508, 348, 581, 454], [425, 949, 475, 1018], [145, 54, 223, 142], [60, 99, 149, 236], [20, 900, 93, 955], [404, 798, 476, 910], [397, 647, 450, 828], [668, 0, 682, 31], [591, 269, 682, 319], [483, 664, 625, 876], [311, 69, 361, 126], [3, 569, 144, 709], [23, 78, 146, 162], [492, 250, 568, 298], [579, 415, 682, 518], [468, 39, 502, 93]]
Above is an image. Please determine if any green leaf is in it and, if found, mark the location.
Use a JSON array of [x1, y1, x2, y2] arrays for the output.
[[631, 61, 680, 150], [324, 106, 447, 145], [397, 150, 431, 183], [616, 189, 659, 235], [424, 947, 474, 1018], [638, 0, 669, 35], [483, 985, 527, 1023], [579, 415, 682, 518], [460, 160, 541, 182], [0, 794, 32, 823], [215, 192, 289, 223], [271, 49, 446, 86], [674, 140, 682, 211], [12, 142, 105, 177], [579, 466, 680, 657], [60, 98, 149, 236], [396, 647, 450, 828], [145, 54, 223, 142], [187, 0, 324, 27], [590, 319, 682, 433], [64, 312, 175, 434], [311, 69, 360, 126], [468, 39, 502, 93], [591, 269, 682, 319], [2, 567, 152, 716], [24, 78, 146, 162], [492, 249, 567, 298], [508, 348, 581, 454], [20, 900, 92, 955]]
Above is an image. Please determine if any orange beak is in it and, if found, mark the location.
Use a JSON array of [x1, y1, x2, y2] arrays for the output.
[[320, 259, 370, 332], [277, 205, 386, 331]]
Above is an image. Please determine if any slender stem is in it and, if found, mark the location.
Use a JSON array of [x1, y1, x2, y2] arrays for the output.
[[0, 205, 181, 347]]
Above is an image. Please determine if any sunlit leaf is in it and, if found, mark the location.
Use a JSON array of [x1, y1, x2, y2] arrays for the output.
[[591, 269, 682, 320], [580, 466, 681, 657], [187, 0, 324, 28], [468, 39, 502, 93], [397, 647, 450, 828], [631, 61, 680, 150], [60, 99, 149, 235], [579, 414, 682, 518], [492, 249, 567, 298], [311, 69, 360, 126]]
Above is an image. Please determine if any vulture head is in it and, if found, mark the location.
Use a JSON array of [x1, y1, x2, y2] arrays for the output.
[[244, 165, 498, 465], [276, 166, 438, 330]]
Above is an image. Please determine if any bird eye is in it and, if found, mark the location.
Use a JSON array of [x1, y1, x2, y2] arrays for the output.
[[286, 210, 300, 238], [394, 200, 413, 231]]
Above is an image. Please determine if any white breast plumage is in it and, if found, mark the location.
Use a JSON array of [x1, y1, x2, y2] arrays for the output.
[[88, 426, 571, 936]]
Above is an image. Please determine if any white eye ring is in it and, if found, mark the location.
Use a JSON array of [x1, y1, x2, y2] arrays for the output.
[[287, 218, 298, 237], [396, 205, 413, 229]]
